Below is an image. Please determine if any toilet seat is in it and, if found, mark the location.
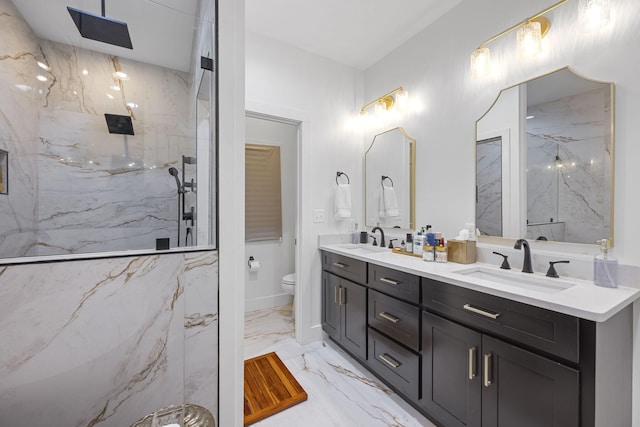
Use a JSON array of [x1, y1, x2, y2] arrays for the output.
[[282, 273, 296, 285]]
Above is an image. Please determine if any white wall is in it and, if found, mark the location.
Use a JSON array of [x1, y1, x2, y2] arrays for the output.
[[363, 0, 640, 424], [245, 115, 297, 312], [245, 31, 365, 343]]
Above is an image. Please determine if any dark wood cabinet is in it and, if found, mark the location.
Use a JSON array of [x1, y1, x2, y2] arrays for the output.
[[481, 335, 579, 427], [320, 250, 632, 427], [422, 310, 482, 427], [422, 310, 579, 427], [321, 271, 367, 360]]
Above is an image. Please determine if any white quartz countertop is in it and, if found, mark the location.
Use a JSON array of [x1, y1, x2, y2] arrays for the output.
[[319, 243, 640, 322]]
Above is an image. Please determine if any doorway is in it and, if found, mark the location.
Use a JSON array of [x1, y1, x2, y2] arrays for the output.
[[244, 112, 300, 357]]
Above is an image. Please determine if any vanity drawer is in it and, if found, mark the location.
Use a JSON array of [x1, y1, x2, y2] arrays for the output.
[[368, 263, 420, 303], [369, 290, 420, 352], [322, 251, 367, 285], [368, 327, 420, 402], [421, 277, 580, 363]]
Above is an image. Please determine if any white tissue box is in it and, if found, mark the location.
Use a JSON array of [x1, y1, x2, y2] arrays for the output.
[[448, 240, 476, 264]]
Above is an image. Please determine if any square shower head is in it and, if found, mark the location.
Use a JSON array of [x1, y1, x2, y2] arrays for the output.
[[105, 114, 134, 135], [67, 7, 133, 49]]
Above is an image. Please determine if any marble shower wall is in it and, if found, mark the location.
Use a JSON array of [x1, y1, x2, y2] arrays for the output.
[[527, 87, 611, 244], [476, 137, 502, 237], [0, 0, 196, 258], [0, 250, 219, 427]]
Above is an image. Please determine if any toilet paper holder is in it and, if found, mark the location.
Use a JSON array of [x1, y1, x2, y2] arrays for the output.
[[248, 256, 261, 272]]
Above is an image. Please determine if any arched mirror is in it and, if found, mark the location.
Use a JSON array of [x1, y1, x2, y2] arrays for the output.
[[476, 67, 614, 245], [364, 127, 415, 230]]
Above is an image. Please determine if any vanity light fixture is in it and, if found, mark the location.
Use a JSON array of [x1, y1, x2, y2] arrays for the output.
[[470, 0, 568, 79], [360, 87, 409, 115]]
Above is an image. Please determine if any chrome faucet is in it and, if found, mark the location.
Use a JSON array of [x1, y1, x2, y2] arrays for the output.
[[514, 239, 533, 273], [371, 227, 385, 248]]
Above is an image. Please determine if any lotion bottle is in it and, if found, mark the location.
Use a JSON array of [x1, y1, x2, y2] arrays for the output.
[[594, 238, 618, 288]]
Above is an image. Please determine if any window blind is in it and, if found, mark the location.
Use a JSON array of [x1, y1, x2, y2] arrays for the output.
[[245, 144, 282, 242]]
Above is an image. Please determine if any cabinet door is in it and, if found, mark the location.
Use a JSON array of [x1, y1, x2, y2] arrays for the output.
[[422, 311, 482, 427], [341, 279, 367, 360], [481, 335, 579, 427], [321, 272, 340, 341]]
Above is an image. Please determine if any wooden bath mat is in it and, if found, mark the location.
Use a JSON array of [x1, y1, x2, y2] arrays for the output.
[[244, 352, 308, 426]]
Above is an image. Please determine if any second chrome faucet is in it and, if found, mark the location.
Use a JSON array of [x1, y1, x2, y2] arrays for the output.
[[514, 239, 533, 273]]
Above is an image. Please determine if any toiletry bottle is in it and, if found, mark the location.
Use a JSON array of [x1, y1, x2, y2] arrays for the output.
[[400, 240, 406, 251], [352, 222, 359, 244], [426, 225, 435, 247], [594, 238, 618, 288], [413, 229, 424, 256], [406, 233, 413, 253]]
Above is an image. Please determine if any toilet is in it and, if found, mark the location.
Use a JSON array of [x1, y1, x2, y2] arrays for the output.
[[281, 273, 296, 319], [281, 273, 296, 296]]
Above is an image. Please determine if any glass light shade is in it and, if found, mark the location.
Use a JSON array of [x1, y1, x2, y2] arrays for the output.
[[470, 47, 491, 79], [517, 21, 542, 58], [374, 100, 387, 115], [579, 0, 610, 31], [395, 90, 409, 111]]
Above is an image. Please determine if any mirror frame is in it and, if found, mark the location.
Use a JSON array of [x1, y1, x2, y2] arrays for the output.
[[475, 66, 615, 246], [364, 127, 416, 231]]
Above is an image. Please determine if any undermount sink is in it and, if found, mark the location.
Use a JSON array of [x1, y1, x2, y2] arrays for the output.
[[452, 266, 577, 294], [334, 244, 389, 253]]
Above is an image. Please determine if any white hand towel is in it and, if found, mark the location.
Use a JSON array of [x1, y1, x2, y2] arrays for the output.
[[334, 183, 352, 218], [383, 186, 400, 217], [378, 191, 386, 218]]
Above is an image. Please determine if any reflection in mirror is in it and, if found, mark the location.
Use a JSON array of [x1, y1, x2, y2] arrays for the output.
[[0, 0, 217, 260], [476, 68, 614, 245], [365, 127, 415, 230]]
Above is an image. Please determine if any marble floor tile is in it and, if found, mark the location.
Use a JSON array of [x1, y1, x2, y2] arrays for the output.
[[244, 306, 436, 427]]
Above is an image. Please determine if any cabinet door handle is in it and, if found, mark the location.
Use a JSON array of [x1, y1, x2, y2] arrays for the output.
[[468, 347, 477, 380], [379, 312, 401, 324], [339, 287, 345, 306], [378, 353, 401, 369], [333, 262, 348, 269], [463, 304, 501, 320], [483, 353, 492, 387], [380, 277, 400, 286], [334, 286, 338, 304]]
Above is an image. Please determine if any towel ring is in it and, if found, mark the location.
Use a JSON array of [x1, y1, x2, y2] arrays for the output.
[[381, 175, 394, 188], [336, 171, 350, 185]]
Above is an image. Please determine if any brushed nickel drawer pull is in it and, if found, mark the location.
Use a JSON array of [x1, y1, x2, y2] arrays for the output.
[[468, 347, 477, 380], [379, 312, 401, 324], [380, 277, 400, 285], [378, 353, 401, 369], [463, 304, 501, 320], [483, 353, 492, 387], [333, 262, 348, 269]]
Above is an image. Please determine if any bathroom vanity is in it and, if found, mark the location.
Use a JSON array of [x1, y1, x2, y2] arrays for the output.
[[320, 244, 639, 427]]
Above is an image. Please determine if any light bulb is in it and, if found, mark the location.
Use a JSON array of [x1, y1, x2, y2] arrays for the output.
[[395, 90, 409, 111], [579, 0, 610, 31], [374, 100, 387, 115], [470, 47, 491, 79], [517, 21, 542, 58]]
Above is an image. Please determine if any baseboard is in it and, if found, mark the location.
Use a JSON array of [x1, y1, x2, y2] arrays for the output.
[[245, 293, 293, 313]]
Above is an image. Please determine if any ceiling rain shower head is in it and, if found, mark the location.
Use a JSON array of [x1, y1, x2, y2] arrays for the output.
[[67, 0, 133, 49]]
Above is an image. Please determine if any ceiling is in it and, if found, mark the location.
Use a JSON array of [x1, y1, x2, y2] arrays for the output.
[[12, 0, 463, 73], [245, 0, 464, 70], [12, 0, 202, 73]]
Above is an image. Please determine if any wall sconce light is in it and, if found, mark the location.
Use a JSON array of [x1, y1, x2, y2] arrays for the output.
[[360, 87, 409, 115], [470, 0, 568, 79]]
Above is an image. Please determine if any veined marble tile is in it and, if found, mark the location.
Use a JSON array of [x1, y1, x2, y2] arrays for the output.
[[244, 304, 294, 359], [0, 250, 219, 427], [244, 306, 434, 427]]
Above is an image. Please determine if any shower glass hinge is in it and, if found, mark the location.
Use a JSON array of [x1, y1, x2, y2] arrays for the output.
[[200, 56, 214, 71]]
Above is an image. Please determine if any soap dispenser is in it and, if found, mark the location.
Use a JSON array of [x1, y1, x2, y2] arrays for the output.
[[594, 238, 618, 288]]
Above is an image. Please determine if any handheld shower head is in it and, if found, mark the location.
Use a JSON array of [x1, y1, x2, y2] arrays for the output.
[[168, 167, 182, 193]]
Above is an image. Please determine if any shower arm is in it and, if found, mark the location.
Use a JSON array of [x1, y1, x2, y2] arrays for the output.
[[101, 0, 105, 17]]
